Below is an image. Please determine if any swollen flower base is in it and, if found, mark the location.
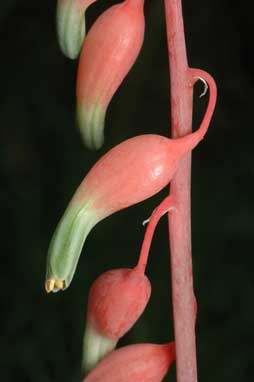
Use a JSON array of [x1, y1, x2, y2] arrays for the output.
[[82, 268, 151, 372], [76, 0, 145, 149], [83, 342, 175, 382], [56, 0, 97, 59]]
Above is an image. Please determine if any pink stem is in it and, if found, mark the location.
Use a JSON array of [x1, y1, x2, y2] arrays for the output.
[[135, 196, 176, 274], [164, 1, 199, 381]]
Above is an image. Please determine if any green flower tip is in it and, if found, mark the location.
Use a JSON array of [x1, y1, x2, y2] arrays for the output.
[[45, 201, 99, 293], [56, 0, 96, 60], [82, 322, 117, 374], [76, 103, 106, 150]]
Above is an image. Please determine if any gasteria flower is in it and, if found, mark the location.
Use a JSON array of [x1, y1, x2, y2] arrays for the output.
[[56, 0, 96, 59], [76, 0, 145, 149], [83, 342, 175, 382], [45, 125, 210, 293], [82, 267, 151, 372]]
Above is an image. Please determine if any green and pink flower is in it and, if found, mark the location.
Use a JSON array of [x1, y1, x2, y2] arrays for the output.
[[56, 0, 97, 59], [46, 105, 214, 293], [76, 0, 145, 149]]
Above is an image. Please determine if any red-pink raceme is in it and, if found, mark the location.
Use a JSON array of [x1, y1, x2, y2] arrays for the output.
[[57, 0, 97, 59], [83, 342, 175, 382], [82, 267, 151, 372], [45, 117, 211, 293], [76, 0, 145, 149]]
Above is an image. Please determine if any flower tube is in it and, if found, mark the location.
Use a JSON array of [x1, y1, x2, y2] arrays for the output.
[[45, 108, 213, 293], [57, 0, 96, 59], [76, 0, 145, 149], [83, 342, 175, 382], [82, 267, 151, 372]]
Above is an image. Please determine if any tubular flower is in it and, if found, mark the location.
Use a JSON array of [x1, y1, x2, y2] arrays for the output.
[[76, 0, 145, 149], [56, 0, 97, 59], [83, 342, 175, 382], [45, 120, 211, 293], [82, 267, 151, 373]]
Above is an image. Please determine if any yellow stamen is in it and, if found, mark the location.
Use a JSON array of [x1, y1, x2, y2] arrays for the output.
[[45, 279, 55, 293], [55, 279, 65, 290]]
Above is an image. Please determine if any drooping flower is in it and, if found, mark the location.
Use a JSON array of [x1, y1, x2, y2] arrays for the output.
[[56, 0, 97, 59], [83, 342, 175, 382], [76, 0, 145, 149], [82, 267, 151, 372], [45, 116, 212, 292]]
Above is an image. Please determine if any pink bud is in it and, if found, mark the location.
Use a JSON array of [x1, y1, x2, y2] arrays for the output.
[[83, 342, 175, 382], [82, 268, 151, 372], [46, 129, 208, 292], [88, 268, 151, 337], [76, 0, 145, 149]]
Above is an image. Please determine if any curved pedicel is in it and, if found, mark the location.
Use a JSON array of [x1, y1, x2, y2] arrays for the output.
[[56, 0, 96, 59], [76, 0, 145, 149]]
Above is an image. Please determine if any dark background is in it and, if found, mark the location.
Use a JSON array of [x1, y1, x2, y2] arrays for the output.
[[1, 0, 253, 381]]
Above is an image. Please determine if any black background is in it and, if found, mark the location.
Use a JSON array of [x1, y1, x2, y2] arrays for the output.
[[1, 0, 253, 381]]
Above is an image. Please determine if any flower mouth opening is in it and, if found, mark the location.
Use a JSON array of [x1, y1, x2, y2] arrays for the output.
[[45, 278, 66, 293]]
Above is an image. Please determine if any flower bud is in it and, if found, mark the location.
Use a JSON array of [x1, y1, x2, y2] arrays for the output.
[[56, 0, 96, 59], [76, 0, 145, 149], [82, 268, 151, 372], [45, 132, 206, 292], [83, 342, 175, 382]]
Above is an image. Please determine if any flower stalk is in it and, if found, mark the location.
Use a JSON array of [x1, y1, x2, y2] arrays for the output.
[[164, 1, 217, 381]]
